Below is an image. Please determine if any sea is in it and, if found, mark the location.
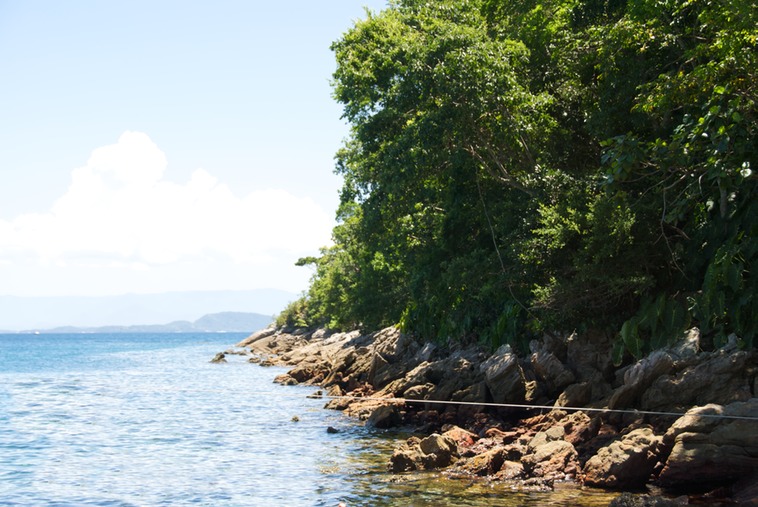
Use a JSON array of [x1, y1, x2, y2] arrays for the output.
[[0, 332, 619, 507]]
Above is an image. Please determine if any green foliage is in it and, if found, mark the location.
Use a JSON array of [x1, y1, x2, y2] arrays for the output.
[[281, 0, 757, 356], [275, 297, 309, 328]]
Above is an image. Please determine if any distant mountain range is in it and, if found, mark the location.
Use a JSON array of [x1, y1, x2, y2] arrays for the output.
[[0, 289, 296, 332], [21, 311, 273, 334]]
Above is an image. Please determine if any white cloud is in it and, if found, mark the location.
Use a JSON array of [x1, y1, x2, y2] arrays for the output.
[[0, 131, 333, 285]]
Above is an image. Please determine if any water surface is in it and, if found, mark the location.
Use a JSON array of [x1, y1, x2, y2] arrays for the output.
[[0, 333, 619, 506]]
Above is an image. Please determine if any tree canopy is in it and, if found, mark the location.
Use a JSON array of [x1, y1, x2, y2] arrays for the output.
[[281, 0, 757, 357]]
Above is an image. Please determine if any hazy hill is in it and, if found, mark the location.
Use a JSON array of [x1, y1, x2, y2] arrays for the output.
[[0, 290, 296, 331], [31, 311, 273, 334]]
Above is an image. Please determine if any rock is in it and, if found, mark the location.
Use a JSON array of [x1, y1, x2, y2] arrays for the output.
[[451, 381, 488, 404], [274, 373, 299, 386], [608, 350, 674, 410], [531, 350, 576, 394], [527, 426, 565, 451], [565, 330, 614, 401], [668, 328, 700, 359], [733, 476, 758, 506], [368, 328, 420, 389], [209, 352, 226, 363], [236, 325, 277, 347], [451, 446, 507, 476], [326, 426, 339, 434], [389, 434, 459, 472], [555, 382, 592, 408], [418, 433, 459, 469], [480, 345, 526, 404], [561, 411, 599, 445], [641, 349, 756, 412], [582, 427, 662, 489], [367, 404, 402, 429], [441, 425, 478, 447], [390, 446, 419, 472], [657, 399, 758, 491], [496, 460, 525, 480], [521, 440, 578, 479], [608, 492, 688, 507]]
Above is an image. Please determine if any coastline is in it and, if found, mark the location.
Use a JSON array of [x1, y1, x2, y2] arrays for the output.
[[228, 325, 758, 506]]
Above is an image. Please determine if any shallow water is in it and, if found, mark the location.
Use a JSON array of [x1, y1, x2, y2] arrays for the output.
[[0, 333, 620, 506]]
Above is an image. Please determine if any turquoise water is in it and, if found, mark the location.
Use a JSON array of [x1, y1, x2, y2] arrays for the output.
[[0, 333, 618, 506]]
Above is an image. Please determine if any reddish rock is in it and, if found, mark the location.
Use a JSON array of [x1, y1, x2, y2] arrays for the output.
[[451, 446, 507, 476], [441, 425, 478, 447], [521, 440, 578, 479]]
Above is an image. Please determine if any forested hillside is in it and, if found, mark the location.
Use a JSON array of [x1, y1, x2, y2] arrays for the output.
[[282, 0, 756, 359]]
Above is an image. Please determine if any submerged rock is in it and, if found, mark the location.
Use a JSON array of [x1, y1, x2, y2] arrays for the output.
[[608, 492, 688, 507]]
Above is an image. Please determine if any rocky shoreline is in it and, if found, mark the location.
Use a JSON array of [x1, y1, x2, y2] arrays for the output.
[[223, 326, 757, 506]]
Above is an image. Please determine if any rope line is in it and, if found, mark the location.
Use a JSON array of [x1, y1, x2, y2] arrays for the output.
[[230, 385, 758, 422], [321, 394, 758, 422]]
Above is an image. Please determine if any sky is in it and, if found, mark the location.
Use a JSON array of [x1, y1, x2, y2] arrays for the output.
[[0, 0, 388, 298]]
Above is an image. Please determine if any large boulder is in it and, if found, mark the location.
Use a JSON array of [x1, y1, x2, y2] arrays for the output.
[[657, 398, 758, 491], [480, 345, 526, 404], [531, 349, 576, 395], [521, 439, 578, 480], [236, 325, 277, 347], [368, 328, 420, 389], [565, 330, 614, 401], [641, 349, 757, 412], [608, 351, 674, 410], [583, 427, 662, 489]]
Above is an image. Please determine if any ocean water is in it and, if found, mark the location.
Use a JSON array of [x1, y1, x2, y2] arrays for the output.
[[0, 333, 618, 507]]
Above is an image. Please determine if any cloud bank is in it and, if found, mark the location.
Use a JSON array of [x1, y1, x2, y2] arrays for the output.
[[0, 132, 333, 294]]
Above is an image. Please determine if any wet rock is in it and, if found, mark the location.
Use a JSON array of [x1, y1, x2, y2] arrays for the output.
[[451, 446, 507, 476], [496, 460, 525, 480], [418, 433, 459, 469], [390, 445, 419, 472], [209, 352, 226, 363], [608, 492, 688, 507], [582, 427, 662, 489], [657, 399, 758, 491], [389, 434, 459, 472], [274, 374, 299, 386]]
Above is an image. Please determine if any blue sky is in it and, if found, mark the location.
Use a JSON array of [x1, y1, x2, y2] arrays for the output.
[[0, 0, 388, 297]]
